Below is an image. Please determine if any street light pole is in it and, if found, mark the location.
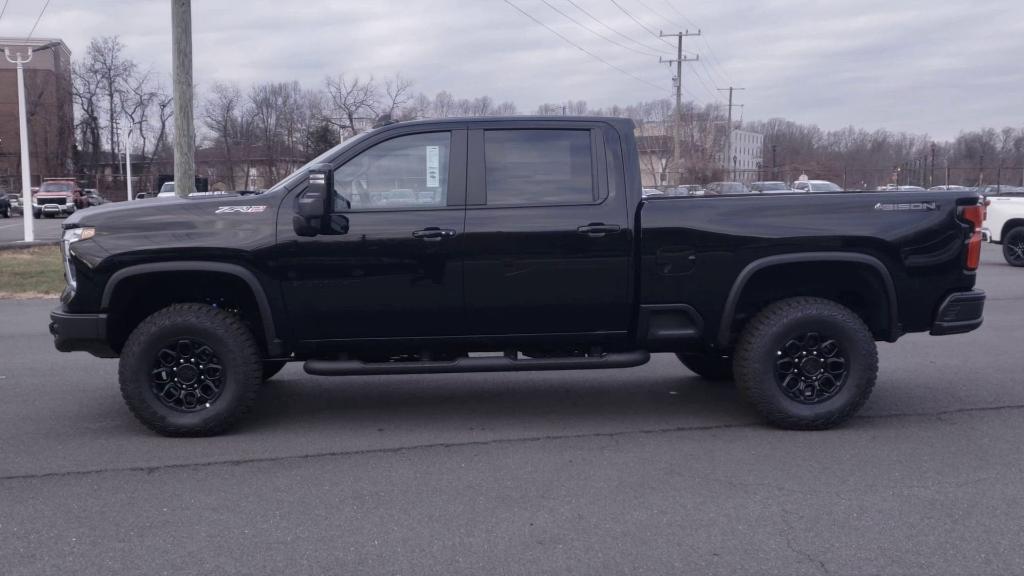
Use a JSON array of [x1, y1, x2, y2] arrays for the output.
[[5, 47, 36, 242]]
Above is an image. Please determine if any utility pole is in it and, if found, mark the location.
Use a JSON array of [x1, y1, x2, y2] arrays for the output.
[[772, 144, 778, 180], [659, 30, 700, 186], [718, 86, 745, 180], [172, 0, 196, 197], [930, 143, 936, 188]]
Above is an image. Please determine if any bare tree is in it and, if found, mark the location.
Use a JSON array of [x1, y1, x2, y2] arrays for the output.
[[324, 75, 378, 137], [83, 37, 136, 170]]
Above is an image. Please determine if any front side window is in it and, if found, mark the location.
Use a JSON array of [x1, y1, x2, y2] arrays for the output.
[[484, 130, 594, 206], [333, 132, 450, 211]]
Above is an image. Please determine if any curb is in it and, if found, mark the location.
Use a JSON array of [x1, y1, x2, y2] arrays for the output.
[[0, 241, 60, 251]]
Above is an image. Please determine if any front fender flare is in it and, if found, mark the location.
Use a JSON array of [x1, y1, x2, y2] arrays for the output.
[[101, 261, 281, 353]]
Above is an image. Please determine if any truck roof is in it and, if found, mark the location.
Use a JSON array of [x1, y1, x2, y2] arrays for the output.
[[377, 115, 636, 131]]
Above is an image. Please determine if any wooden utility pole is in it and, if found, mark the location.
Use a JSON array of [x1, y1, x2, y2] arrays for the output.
[[659, 30, 699, 186], [172, 0, 196, 197], [718, 86, 745, 180]]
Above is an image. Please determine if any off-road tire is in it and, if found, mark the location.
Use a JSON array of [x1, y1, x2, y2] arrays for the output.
[[1003, 227, 1024, 267], [263, 360, 288, 381], [1, 206, 9, 218], [734, 297, 878, 430], [119, 303, 263, 436], [676, 352, 733, 381]]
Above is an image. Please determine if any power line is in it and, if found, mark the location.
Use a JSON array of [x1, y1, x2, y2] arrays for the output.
[[504, 0, 667, 93], [608, 0, 675, 49], [563, 0, 671, 56], [0, 1, 10, 24], [537, 0, 663, 58], [26, 0, 53, 41]]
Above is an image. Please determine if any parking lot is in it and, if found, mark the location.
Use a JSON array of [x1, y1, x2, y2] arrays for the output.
[[0, 244, 1021, 575], [0, 213, 64, 244]]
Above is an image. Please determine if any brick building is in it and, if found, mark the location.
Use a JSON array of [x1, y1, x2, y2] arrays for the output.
[[0, 38, 74, 192]]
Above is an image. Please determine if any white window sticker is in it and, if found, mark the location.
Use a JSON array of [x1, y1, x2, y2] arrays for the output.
[[425, 146, 440, 188]]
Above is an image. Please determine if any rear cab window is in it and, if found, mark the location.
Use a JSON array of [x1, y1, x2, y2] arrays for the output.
[[483, 129, 597, 206]]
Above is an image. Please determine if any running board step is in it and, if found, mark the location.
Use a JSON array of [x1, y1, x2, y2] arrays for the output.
[[304, 351, 651, 376]]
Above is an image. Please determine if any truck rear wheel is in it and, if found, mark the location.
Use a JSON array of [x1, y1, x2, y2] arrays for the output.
[[676, 352, 733, 381], [734, 297, 878, 430], [119, 303, 263, 436], [1003, 227, 1024, 267]]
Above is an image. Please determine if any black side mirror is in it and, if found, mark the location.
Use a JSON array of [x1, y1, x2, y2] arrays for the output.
[[293, 164, 333, 237]]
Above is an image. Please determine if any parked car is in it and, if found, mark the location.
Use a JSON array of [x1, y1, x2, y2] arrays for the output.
[[982, 193, 1024, 266], [793, 180, 843, 193], [642, 188, 664, 197], [33, 179, 82, 218], [0, 190, 11, 218], [750, 181, 791, 193], [50, 116, 986, 436], [157, 181, 176, 198], [929, 185, 970, 191], [7, 193, 21, 215], [705, 181, 750, 195], [669, 184, 704, 196], [84, 191, 108, 207]]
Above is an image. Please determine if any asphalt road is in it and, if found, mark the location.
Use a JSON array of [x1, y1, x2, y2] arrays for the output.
[[1, 245, 1022, 575], [0, 213, 64, 244]]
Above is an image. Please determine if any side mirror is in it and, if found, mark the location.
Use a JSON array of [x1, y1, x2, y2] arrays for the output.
[[293, 164, 333, 237]]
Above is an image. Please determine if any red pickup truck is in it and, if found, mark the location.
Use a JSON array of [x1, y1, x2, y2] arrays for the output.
[[33, 179, 84, 218]]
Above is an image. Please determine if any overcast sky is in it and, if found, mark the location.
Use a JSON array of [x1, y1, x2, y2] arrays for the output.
[[3, 0, 1021, 139]]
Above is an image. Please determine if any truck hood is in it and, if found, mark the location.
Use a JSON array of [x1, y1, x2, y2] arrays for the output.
[[63, 193, 282, 257]]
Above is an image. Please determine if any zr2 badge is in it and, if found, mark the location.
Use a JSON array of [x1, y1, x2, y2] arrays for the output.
[[216, 206, 267, 214]]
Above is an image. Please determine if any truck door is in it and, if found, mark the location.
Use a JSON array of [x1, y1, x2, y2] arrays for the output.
[[277, 128, 468, 342], [461, 124, 632, 337]]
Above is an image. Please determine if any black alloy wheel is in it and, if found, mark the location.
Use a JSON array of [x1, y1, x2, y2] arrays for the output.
[[774, 332, 847, 404], [1004, 228, 1024, 267], [151, 338, 225, 411]]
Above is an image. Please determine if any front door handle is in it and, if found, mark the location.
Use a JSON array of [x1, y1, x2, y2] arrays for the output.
[[412, 227, 456, 241], [577, 224, 621, 237]]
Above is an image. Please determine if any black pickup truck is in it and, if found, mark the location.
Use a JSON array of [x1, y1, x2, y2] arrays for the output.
[[50, 116, 986, 436]]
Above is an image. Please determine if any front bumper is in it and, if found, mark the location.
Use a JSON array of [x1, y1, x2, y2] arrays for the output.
[[49, 308, 116, 357], [930, 290, 986, 336]]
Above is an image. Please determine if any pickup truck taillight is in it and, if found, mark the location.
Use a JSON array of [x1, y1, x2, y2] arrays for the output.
[[960, 204, 985, 271]]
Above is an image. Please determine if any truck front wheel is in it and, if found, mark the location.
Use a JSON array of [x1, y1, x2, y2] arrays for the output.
[[734, 297, 878, 430], [676, 352, 733, 381], [119, 303, 263, 436], [1003, 227, 1024, 267]]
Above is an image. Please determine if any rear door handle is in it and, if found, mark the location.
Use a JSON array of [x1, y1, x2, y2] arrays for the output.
[[577, 224, 621, 237], [412, 228, 456, 241]]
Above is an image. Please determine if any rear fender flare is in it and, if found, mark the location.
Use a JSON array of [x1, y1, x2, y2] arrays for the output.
[[717, 252, 899, 347]]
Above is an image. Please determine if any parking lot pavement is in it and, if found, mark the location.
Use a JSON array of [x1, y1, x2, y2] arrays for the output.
[[0, 245, 1021, 575], [0, 213, 64, 244]]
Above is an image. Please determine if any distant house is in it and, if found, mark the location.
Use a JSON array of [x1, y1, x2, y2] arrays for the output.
[[196, 144, 309, 191], [0, 38, 74, 191]]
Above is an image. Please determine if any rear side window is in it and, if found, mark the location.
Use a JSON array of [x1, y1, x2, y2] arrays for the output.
[[484, 130, 594, 206]]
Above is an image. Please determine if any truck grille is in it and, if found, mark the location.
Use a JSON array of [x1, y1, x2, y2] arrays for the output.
[[39, 197, 67, 206]]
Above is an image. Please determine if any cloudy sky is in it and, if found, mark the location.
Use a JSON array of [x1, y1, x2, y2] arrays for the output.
[[3, 0, 1021, 139]]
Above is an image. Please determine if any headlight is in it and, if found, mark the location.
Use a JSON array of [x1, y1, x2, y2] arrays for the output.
[[62, 227, 95, 291], [63, 227, 95, 244]]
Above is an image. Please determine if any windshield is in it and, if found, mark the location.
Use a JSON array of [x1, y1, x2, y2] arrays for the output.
[[271, 131, 376, 191], [809, 182, 843, 192], [160, 182, 175, 193], [40, 182, 73, 193]]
